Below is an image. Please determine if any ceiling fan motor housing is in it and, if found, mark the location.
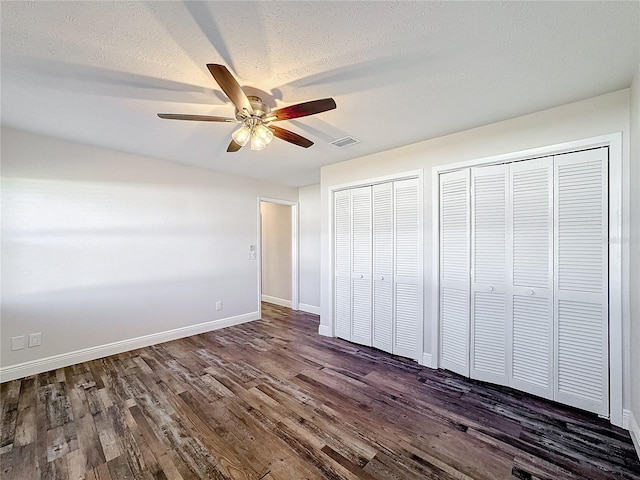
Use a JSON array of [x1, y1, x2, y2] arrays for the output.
[[236, 96, 271, 121]]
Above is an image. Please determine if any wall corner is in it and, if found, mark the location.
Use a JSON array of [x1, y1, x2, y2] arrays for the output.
[[318, 324, 332, 337]]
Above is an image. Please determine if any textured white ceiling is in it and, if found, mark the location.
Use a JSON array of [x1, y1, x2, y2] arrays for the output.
[[2, 1, 639, 187]]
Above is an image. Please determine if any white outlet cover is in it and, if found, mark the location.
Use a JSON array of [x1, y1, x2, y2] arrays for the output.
[[28, 332, 42, 347]]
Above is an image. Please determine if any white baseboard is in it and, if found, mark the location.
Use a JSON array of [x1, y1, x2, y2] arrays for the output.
[[421, 353, 435, 369], [318, 324, 332, 337], [629, 410, 640, 460], [0, 311, 259, 383], [298, 303, 320, 315], [261, 295, 292, 308]]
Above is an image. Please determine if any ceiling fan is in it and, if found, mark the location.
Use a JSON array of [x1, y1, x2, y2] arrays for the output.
[[157, 64, 336, 152]]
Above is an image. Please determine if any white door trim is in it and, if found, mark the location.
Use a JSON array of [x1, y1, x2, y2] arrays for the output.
[[258, 197, 299, 312], [431, 132, 624, 427]]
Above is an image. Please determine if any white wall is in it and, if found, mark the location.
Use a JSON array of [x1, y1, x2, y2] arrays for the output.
[[320, 89, 632, 412], [1, 127, 298, 379], [298, 184, 321, 313], [629, 62, 640, 453], [260, 201, 292, 304]]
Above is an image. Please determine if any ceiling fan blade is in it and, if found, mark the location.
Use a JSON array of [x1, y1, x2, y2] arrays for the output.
[[206, 64, 254, 115], [270, 126, 314, 148], [227, 139, 243, 152], [270, 98, 336, 121], [158, 113, 235, 122]]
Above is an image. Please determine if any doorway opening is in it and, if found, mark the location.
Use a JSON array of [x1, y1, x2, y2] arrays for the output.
[[258, 198, 299, 312]]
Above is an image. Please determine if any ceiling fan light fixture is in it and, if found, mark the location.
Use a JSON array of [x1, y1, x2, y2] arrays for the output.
[[232, 125, 252, 146], [254, 124, 274, 145], [250, 131, 268, 151]]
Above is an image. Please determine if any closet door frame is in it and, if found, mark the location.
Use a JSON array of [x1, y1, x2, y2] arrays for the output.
[[431, 133, 624, 428], [327, 170, 424, 358]]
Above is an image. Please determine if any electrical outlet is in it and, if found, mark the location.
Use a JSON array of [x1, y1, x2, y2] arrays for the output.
[[11, 336, 25, 351], [28, 332, 42, 348], [216, 301, 223, 311], [249, 244, 256, 260]]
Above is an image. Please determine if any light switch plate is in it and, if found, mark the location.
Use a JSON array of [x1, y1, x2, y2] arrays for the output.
[[11, 336, 25, 351]]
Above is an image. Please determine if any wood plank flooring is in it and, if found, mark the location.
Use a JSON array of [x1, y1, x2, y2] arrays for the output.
[[1, 303, 639, 479]]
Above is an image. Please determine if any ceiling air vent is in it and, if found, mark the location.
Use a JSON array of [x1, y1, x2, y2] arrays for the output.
[[330, 136, 360, 148]]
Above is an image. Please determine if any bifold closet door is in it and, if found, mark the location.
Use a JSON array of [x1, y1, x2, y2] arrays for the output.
[[438, 149, 610, 416], [439, 170, 470, 375], [335, 179, 421, 357], [393, 178, 422, 360], [372, 182, 394, 354], [470, 165, 509, 385], [508, 157, 554, 399], [553, 148, 608, 416], [334, 189, 352, 341], [351, 186, 372, 346]]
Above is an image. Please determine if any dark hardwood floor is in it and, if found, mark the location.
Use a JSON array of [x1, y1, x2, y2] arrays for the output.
[[1, 303, 639, 479]]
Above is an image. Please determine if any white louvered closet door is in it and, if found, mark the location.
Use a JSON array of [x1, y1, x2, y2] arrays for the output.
[[553, 148, 608, 416], [351, 186, 373, 346], [470, 165, 509, 386], [334, 190, 352, 341], [508, 158, 554, 400], [372, 182, 394, 354], [440, 170, 470, 375], [393, 178, 422, 360]]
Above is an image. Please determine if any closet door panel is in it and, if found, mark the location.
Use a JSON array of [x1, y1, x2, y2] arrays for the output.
[[372, 183, 394, 353], [440, 170, 470, 375], [373, 280, 393, 351], [511, 294, 552, 389], [351, 186, 372, 346], [472, 292, 507, 380], [472, 166, 508, 286], [394, 178, 421, 359], [554, 148, 608, 415], [334, 190, 352, 340], [470, 165, 509, 385], [508, 158, 554, 399], [352, 278, 372, 344]]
